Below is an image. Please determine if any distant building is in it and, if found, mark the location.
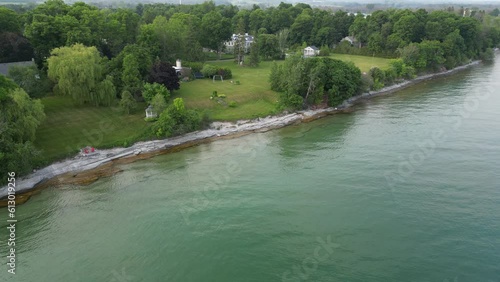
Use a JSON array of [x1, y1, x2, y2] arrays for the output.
[[0, 60, 35, 76], [303, 46, 320, 57], [341, 36, 359, 47], [225, 33, 254, 53]]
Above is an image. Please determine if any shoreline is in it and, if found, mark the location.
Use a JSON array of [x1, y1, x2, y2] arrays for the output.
[[0, 60, 481, 205]]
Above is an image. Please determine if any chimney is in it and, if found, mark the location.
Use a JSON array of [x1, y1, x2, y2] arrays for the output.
[[176, 59, 182, 68]]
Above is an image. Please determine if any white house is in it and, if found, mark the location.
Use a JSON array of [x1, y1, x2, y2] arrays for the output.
[[341, 36, 357, 45], [225, 33, 254, 53], [303, 46, 320, 57]]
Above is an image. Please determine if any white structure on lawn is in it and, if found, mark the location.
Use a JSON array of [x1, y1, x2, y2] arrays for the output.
[[225, 33, 254, 53], [145, 105, 157, 118], [303, 46, 320, 57]]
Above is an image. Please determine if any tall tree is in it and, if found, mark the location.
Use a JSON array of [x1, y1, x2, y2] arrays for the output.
[[47, 44, 115, 106], [121, 54, 142, 95], [200, 11, 232, 58], [0, 78, 45, 184]]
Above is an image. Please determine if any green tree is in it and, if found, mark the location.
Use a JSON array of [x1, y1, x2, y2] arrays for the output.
[[0, 80, 45, 184], [119, 90, 137, 114], [276, 28, 290, 58], [121, 54, 142, 95], [249, 8, 266, 33], [200, 11, 232, 58], [258, 34, 280, 60], [8, 65, 53, 98], [0, 7, 21, 33], [289, 10, 314, 45], [249, 39, 260, 67], [142, 82, 170, 103], [47, 44, 115, 106], [151, 93, 167, 114]]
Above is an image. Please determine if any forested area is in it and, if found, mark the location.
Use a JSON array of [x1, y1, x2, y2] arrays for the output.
[[0, 0, 499, 184]]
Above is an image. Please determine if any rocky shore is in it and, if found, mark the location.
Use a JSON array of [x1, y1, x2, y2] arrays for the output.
[[0, 60, 481, 205]]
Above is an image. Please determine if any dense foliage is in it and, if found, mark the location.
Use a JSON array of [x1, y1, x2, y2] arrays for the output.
[[0, 75, 45, 184], [271, 56, 361, 108], [47, 44, 116, 106]]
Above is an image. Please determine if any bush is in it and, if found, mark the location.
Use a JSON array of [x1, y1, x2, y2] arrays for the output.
[[384, 68, 397, 84], [235, 80, 240, 85], [217, 67, 232, 79], [229, 101, 237, 107], [480, 48, 495, 62], [360, 73, 374, 92], [401, 65, 416, 79], [320, 45, 331, 56], [151, 93, 167, 113], [369, 67, 385, 83], [372, 79, 384, 91], [183, 61, 203, 73], [201, 64, 217, 78], [280, 92, 303, 110], [151, 98, 204, 137], [142, 82, 170, 103]]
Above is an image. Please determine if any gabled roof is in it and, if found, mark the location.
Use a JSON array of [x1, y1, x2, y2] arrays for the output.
[[305, 46, 319, 50]]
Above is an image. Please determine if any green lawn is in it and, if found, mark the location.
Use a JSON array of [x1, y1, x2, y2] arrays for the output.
[[35, 96, 149, 162], [329, 54, 392, 72], [34, 54, 390, 162], [174, 60, 279, 121]]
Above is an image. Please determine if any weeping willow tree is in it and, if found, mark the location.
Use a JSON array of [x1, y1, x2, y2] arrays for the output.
[[47, 44, 115, 106]]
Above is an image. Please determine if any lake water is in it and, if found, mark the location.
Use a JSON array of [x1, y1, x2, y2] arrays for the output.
[[1, 60, 500, 282]]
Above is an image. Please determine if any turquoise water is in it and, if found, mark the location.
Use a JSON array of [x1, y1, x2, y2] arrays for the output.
[[1, 60, 500, 282]]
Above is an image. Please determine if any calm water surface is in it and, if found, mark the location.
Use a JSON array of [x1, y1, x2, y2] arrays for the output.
[[1, 60, 500, 282]]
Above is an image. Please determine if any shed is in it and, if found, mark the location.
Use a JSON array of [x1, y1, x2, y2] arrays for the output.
[[303, 46, 320, 57], [145, 105, 157, 118]]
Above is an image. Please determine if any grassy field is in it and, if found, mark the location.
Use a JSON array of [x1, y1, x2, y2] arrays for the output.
[[34, 54, 391, 162], [174, 60, 280, 121], [329, 54, 391, 72], [35, 96, 148, 162]]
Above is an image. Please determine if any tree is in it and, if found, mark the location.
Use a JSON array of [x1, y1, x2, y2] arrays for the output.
[[47, 44, 115, 106], [142, 82, 170, 103], [0, 7, 21, 34], [148, 61, 180, 92], [121, 54, 142, 95], [249, 39, 260, 67], [8, 65, 53, 98], [200, 11, 232, 58], [0, 79, 45, 184], [269, 61, 283, 91], [258, 34, 280, 60], [249, 8, 266, 33], [276, 28, 290, 58], [289, 10, 314, 45], [119, 90, 137, 114], [0, 7, 33, 63], [151, 93, 167, 114]]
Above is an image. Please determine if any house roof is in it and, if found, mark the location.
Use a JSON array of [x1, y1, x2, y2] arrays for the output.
[[0, 61, 35, 76], [305, 46, 319, 50]]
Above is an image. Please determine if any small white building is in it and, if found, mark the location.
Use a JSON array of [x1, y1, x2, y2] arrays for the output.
[[303, 46, 320, 57], [145, 105, 157, 118]]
